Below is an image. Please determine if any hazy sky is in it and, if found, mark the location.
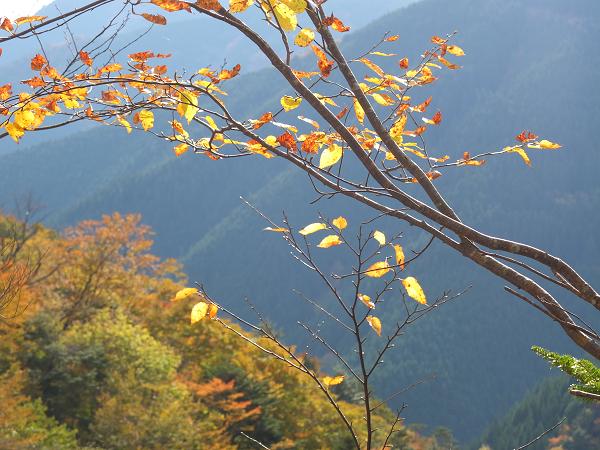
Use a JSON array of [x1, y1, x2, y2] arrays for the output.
[[1, 0, 53, 18]]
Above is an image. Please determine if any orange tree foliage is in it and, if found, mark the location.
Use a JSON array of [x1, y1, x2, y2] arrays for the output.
[[0, 211, 438, 449], [0, 1, 596, 369]]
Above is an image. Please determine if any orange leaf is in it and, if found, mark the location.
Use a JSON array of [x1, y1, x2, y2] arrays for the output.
[[141, 13, 167, 25], [218, 64, 241, 80], [277, 131, 297, 152], [15, 16, 46, 26], [0, 18, 14, 32], [252, 112, 273, 129], [173, 143, 190, 156], [151, 0, 191, 12], [129, 51, 155, 62], [30, 54, 47, 71], [399, 57, 409, 69], [311, 45, 334, 78], [515, 130, 538, 143], [79, 50, 93, 66], [195, 0, 222, 10], [323, 14, 350, 32]]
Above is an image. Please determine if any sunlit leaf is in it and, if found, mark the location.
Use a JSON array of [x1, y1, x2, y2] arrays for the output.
[[358, 294, 375, 309], [117, 115, 132, 134], [134, 109, 154, 131], [332, 216, 347, 230], [280, 95, 302, 111], [264, 227, 287, 232], [299, 222, 327, 235], [373, 230, 386, 246], [15, 16, 46, 26], [196, 0, 222, 10], [393, 244, 405, 270], [317, 235, 343, 248], [208, 303, 219, 319], [504, 145, 531, 166], [366, 316, 382, 336], [322, 375, 345, 387], [273, 3, 297, 31], [294, 28, 315, 47], [172, 287, 198, 301], [528, 139, 561, 150], [173, 142, 189, 156], [277, 131, 297, 152], [446, 45, 465, 56], [79, 50, 93, 66], [353, 99, 365, 124], [30, 54, 47, 71], [365, 260, 390, 278], [402, 276, 427, 304], [319, 143, 343, 169], [191, 301, 209, 323], [141, 13, 167, 25], [323, 14, 350, 32], [229, 0, 253, 12], [311, 45, 334, 77], [151, 0, 191, 12]]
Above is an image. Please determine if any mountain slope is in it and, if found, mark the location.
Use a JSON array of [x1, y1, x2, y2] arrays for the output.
[[1, 0, 599, 441]]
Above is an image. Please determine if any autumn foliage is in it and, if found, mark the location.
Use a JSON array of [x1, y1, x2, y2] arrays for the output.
[[0, 211, 443, 449]]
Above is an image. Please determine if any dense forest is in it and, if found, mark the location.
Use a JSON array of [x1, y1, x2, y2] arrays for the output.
[[0, 211, 453, 449], [1, 0, 599, 448]]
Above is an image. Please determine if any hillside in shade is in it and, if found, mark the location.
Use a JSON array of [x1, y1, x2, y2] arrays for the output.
[[1, 0, 599, 441]]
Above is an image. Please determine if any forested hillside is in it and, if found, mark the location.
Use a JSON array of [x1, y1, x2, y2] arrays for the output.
[[0, 211, 443, 449], [1, 0, 599, 443]]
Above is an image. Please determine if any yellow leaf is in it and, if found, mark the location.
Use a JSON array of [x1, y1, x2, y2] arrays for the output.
[[294, 28, 315, 47], [137, 109, 154, 131], [14, 110, 36, 129], [229, 0, 253, 13], [446, 45, 465, 56], [299, 222, 327, 235], [191, 301, 209, 324], [353, 99, 365, 124], [402, 276, 427, 304], [280, 95, 302, 111], [281, 0, 307, 14], [172, 287, 198, 302], [264, 227, 287, 232], [322, 375, 345, 387], [177, 90, 199, 123], [208, 303, 219, 319], [359, 58, 385, 77], [373, 230, 386, 246], [528, 139, 561, 150], [274, 3, 297, 32], [366, 316, 382, 336], [5, 122, 25, 143], [372, 93, 395, 106], [319, 143, 343, 169], [317, 235, 343, 248], [117, 115, 132, 134], [358, 293, 375, 309], [332, 216, 347, 230], [390, 115, 407, 143], [365, 260, 390, 278], [393, 244, 405, 270], [504, 146, 531, 166]]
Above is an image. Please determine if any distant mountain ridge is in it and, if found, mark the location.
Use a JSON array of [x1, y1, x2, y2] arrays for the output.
[[1, 0, 599, 442]]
